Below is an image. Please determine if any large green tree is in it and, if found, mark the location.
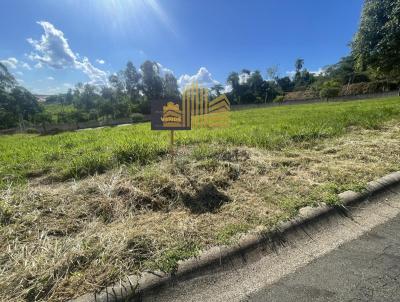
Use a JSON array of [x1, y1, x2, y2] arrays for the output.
[[0, 63, 42, 129], [140, 61, 163, 100], [248, 71, 264, 99], [210, 84, 225, 97], [163, 73, 180, 99], [3, 87, 42, 129], [226, 70, 281, 104], [227, 72, 240, 103], [0, 62, 16, 90], [295, 58, 304, 74], [124, 61, 141, 103], [292, 59, 316, 90], [352, 0, 400, 79], [324, 56, 370, 85], [277, 76, 294, 92]]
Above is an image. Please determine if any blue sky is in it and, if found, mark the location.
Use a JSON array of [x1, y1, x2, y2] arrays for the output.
[[0, 0, 364, 94]]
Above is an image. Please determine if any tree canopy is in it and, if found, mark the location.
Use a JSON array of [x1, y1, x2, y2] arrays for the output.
[[352, 0, 400, 79]]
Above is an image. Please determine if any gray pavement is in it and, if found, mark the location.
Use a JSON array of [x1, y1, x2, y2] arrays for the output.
[[144, 185, 400, 302], [247, 212, 400, 302]]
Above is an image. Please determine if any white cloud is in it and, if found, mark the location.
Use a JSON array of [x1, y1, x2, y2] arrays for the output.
[[310, 68, 325, 76], [27, 21, 77, 69], [47, 76, 54, 80], [178, 67, 219, 90], [63, 83, 72, 87], [286, 70, 296, 79], [1, 58, 34, 74], [223, 84, 232, 93], [156, 62, 174, 77], [21, 62, 32, 70], [138, 62, 174, 78], [238, 72, 252, 84], [286, 68, 325, 78], [27, 21, 108, 86], [96, 59, 105, 64], [0, 57, 18, 69], [76, 57, 108, 86]]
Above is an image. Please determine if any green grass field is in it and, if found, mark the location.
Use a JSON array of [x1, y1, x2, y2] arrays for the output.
[[1, 97, 400, 301], [1, 97, 400, 188]]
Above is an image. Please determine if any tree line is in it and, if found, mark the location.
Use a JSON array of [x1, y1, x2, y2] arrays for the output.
[[0, 63, 44, 129], [45, 61, 181, 124], [1, 0, 399, 130], [222, 0, 400, 104]]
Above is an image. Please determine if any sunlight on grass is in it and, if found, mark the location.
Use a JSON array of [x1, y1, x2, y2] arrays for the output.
[[1, 97, 400, 188]]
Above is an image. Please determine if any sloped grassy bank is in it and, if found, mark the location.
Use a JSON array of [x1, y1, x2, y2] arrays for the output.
[[1, 97, 400, 301], [1, 97, 400, 188]]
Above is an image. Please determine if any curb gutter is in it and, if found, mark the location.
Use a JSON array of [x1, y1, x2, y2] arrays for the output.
[[71, 171, 400, 302]]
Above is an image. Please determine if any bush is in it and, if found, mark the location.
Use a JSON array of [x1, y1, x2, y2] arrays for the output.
[[25, 128, 39, 134], [131, 113, 145, 123], [273, 95, 284, 103], [320, 88, 340, 99]]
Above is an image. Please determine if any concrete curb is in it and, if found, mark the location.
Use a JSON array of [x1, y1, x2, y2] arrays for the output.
[[71, 171, 400, 302]]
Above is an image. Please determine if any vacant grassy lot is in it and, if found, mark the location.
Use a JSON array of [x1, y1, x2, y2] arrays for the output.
[[1, 97, 400, 301], [1, 97, 400, 188]]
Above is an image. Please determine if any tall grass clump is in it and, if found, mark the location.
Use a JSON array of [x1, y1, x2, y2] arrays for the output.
[[113, 138, 168, 165], [63, 152, 110, 179]]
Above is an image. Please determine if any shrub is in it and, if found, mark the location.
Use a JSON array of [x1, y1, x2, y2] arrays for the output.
[[273, 95, 284, 103], [320, 88, 340, 99], [131, 113, 145, 123], [25, 128, 39, 134]]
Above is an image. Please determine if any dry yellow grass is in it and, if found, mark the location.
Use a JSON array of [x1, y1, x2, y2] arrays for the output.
[[1, 122, 400, 301]]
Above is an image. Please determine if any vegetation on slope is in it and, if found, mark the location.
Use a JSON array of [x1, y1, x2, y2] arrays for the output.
[[1, 131, 399, 301], [1, 97, 400, 189], [1, 97, 400, 300]]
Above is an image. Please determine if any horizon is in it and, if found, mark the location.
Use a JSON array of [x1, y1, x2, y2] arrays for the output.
[[1, 0, 364, 95]]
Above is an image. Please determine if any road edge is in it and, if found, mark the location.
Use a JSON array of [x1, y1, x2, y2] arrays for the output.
[[71, 171, 400, 302]]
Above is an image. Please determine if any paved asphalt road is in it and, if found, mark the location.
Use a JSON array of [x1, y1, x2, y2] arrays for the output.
[[145, 186, 400, 302], [247, 212, 400, 302]]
